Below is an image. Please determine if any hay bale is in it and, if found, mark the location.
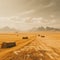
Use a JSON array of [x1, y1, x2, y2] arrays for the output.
[[41, 35, 45, 38], [22, 37, 28, 39], [1, 42, 16, 48]]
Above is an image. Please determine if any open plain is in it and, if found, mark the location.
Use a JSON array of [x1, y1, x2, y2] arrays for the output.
[[0, 31, 60, 60]]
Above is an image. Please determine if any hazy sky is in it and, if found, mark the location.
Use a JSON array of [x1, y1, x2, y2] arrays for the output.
[[0, 0, 60, 31]]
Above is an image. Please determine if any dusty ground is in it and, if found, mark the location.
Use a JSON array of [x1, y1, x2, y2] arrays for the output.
[[0, 31, 60, 60]]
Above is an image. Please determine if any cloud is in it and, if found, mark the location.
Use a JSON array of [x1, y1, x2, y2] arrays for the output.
[[43, 2, 54, 8], [8, 9, 35, 21], [0, 18, 15, 28], [17, 10, 35, 17]]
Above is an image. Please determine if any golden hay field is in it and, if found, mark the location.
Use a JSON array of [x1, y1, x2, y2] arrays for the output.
[[0, 31, 60, 60]]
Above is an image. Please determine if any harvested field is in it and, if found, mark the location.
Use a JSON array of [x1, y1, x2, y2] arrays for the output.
[[0, 31, 60, 60]]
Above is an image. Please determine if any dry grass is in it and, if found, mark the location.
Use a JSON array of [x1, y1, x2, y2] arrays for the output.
[[0, 31, 60, 60]]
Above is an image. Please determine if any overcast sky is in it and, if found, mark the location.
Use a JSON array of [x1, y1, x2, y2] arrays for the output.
[[0, 0, 60, 31]]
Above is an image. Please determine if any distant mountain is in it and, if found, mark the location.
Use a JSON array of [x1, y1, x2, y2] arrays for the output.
[[0, 26, 60, 32], [30, 27, 45, 32], [0, 26, 18, 33], [46, 27, 60, 31], [30, 26, 60, 32]]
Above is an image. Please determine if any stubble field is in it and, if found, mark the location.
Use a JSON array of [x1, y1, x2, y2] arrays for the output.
[[0, 31, 60, 60]]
